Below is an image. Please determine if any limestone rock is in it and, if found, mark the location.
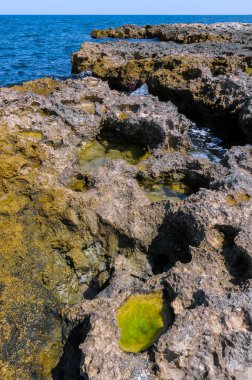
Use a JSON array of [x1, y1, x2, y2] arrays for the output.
[[1, 22, 252, 380], [91, 23, 252, 44], [72, 24, 252, 142]]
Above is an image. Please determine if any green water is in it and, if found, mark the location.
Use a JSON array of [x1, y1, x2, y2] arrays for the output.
[[141, 179, 191, 203], [78, 139, 150, 171]]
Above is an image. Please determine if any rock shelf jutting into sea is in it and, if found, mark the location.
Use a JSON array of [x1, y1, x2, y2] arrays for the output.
[[0, 17, 252, 380]]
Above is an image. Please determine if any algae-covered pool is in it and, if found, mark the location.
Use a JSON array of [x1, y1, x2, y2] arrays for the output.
[[140, 179, 192, 203], [117, 292, 168, 353], [78, 139, 150, 171]]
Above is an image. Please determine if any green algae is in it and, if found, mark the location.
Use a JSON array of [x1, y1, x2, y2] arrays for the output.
[[69, 178, 87, 192], [246, 67, 252, 76], [117, 292, 168, 353], [0, 192, 29, 214], [140, 178, 192, 203], [20, 131, 44, 140], [0, 129, 94, 378], [66, 248, 90, 271], [11, 77, 59, 97], [78, 139, 150, 171], [119, 112, 130, 120]]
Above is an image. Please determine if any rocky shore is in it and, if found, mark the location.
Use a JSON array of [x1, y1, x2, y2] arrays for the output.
[[0, 23, 252, 380]]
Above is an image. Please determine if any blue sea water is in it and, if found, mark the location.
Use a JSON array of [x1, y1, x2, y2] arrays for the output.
[[0, 15, 252, 87]]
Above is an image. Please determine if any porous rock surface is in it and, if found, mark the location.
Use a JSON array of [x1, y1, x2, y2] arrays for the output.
[[64, 145, 252, 380], [91, 23, 252, 44], [65, 22, 252, 380], [73, 23, 252, 143], [0, 22, 252, 380], [0, 76, 192, 378]]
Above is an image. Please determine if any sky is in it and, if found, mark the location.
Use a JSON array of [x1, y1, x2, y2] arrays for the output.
[[0, 0, 251, 15]]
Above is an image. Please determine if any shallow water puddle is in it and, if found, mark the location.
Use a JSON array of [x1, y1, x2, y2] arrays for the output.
[[140, 179, 192, 203], [78, 139, 150, 171]]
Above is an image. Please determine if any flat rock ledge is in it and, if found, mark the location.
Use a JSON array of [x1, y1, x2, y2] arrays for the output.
[[73, 23, 252, 143], [91, 22, 252, 44]]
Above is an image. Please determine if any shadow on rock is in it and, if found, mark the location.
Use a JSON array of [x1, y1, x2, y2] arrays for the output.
[[147, 211, 194, 274], [51, 318, 91, 380]]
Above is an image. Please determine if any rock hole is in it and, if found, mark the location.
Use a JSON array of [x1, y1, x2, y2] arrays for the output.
[[148, 216, 192, 274], [138, 171, 209, 204], [68, 174, 89, 192], [83, 278, 100, 300], [101, 115, 164, 148], [118, 103, 140, 113], [61, 218, 78, 232], [78, 136, 150, 172], [139, 177, 194, 203], [188, 290, 209, 309], [181, 68, 202, 80], [147, 347, 160, 375], [217, 225, 252, 284]]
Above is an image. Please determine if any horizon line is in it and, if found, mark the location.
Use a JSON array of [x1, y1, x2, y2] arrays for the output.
[[0, 13, 252, 16]]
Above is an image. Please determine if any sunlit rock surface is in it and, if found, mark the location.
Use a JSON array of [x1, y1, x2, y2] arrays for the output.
[[0, 22, 252, 380], [91, 22, 252, 44]]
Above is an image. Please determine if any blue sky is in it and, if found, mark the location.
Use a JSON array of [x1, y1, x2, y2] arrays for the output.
[[0, 0, 251, 15]]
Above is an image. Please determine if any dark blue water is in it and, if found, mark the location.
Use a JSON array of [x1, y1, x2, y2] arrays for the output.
[[0, 15, 252, 87]]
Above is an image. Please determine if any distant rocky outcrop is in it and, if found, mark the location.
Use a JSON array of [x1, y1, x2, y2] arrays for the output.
[[73, 23, 252, 144], [91, 22, 252, 43]]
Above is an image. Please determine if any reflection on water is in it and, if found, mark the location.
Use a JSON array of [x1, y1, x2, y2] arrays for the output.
[[78, 139, 150, 171], [140, 179, 192, 203]]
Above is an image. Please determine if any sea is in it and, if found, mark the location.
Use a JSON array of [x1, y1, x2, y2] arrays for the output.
[[0, 15, 252, 87]]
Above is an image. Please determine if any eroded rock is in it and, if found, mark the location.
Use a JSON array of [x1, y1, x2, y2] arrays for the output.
[[91, 23, 252, 44], [63, 143, 252, 380], [1, 22, 252, 380], [72, 25, 252, 142], [0, 75, 192, 377]]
